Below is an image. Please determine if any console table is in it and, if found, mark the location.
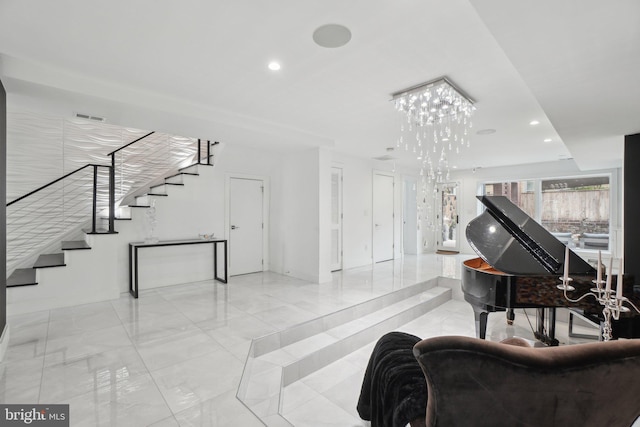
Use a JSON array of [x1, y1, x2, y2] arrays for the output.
[[129, 238, 228, 298]]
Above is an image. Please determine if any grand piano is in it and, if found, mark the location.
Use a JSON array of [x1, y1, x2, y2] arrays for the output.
[[462, 195, 639, 345]]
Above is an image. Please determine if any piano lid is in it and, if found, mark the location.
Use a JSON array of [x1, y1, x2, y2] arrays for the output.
[[466, 195, 595, 276]]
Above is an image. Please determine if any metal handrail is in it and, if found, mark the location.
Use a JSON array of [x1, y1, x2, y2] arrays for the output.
[[7, 131, 220, 275], [7, 163, 109, 207], [6, 163, 114, 274], [106, 131, 155, 156]]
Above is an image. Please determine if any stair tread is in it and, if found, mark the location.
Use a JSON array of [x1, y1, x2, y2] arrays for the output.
[[7, 268, 37, 287], [272, 287, 449, 358], [147, 193, 168, 196], [164, 183, 184, 186], [33, 253, 66, 268], [83, 228, 119, 235], [178, 163, 213, 172], [250, 281, 444, 359], [166, 172, 198, 179], [128, 205, 150, 208], [61, 240, 91, 250]]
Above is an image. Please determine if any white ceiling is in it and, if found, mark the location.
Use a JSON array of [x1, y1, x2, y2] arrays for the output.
[[1, 0, 639, 172]]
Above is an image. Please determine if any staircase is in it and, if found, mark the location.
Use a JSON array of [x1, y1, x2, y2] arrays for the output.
[[6, 137, 222, 314], [237, 278, 452, 426]]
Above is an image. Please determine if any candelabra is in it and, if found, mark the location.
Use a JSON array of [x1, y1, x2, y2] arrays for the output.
[[558, 248, 640, 341]]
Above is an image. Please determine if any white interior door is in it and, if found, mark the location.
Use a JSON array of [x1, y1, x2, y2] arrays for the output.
[[436, 182, 459, 252], [373, 173, 394, 263], [331, 167, 343, 271], [229, 178, 263, 275]]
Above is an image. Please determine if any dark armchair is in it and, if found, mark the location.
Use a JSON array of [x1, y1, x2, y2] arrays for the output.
[[413, 336, 640, 427]]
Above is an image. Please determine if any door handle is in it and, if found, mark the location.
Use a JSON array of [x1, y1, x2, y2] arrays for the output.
[[231, 225, 239, 230]]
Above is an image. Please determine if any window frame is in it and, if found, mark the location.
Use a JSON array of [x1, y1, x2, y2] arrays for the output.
[[478, 172, 615, 253]]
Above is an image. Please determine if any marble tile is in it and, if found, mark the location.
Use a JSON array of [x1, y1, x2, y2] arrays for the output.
[[239, 363, 282, 407], [171, 299, 247, 324], [2, 338, 47, 364], [0, 254, 504, 426], [281, 333, 338, 360], [173, 390, 263, 427], [122, 311, 197, 346], [40, 347, 149, 403], [281, 381, 321, 415], [47, 301, 123, 340], [111, 293, 182, 323], [44, 324, 133, 367], [135, 328, 225, 371], [148, 416, 180, 427], [62, 373, 172, 427], [283, 393, 365, 427], [198, 315, 277, 351], [252, 305, 317, 330], [321, 371, 366, 418], [0, 356, 44, 404], [150, 349, 244, 414], [300, 358, 361, 395], [6, 310, 49, 345], [4, 311, 49, 363]]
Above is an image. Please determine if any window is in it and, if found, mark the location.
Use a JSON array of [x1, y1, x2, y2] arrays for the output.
[[482, 180, 535, 218], [482, 175, 610, 251]]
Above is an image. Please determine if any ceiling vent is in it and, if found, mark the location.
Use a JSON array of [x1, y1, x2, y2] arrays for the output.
[[74, 112, 106, 122], [373, 155, 396, 161]]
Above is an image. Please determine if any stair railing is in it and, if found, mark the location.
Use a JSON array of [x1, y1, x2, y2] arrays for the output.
[[6, 130, 219, 276], [196, 138, 216, 165], [106, 134, 216, 215], [6, 164, 113, 274]]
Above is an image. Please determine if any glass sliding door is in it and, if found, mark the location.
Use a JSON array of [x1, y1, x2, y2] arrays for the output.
[[437, 183, 459, 253]]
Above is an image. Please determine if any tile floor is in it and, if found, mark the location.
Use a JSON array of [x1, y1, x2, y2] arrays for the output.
[[0, 254, 623, 426]]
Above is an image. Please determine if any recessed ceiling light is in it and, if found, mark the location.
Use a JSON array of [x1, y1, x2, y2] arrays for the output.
[[313, 24, 352, 48], [529, 120, 540, 126], [268, 61, 281, 71], [476, 129, 496, 135], [452, 165, 458, 169], [544, 138, 552, 143]]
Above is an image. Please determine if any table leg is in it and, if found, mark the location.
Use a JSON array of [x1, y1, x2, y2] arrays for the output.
[[129, 244, 137, 298], [134, 247, 139, 298]]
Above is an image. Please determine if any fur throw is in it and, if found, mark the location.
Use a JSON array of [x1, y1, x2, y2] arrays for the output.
[[357, 332, 427, 427]]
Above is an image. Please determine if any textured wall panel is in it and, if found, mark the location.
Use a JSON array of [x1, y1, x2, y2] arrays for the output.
[[6, 110, 202, 275], [6, 111, 64, 202]]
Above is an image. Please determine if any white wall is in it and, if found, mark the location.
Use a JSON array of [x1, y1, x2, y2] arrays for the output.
[[114, 143, 285, 293], [318, 148, 332, 282], [271, 148, 321, 282], [6, 105, 427, 312], [331, 152, 412, 269]]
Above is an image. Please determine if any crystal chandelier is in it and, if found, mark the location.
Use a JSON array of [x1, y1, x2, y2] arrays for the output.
[[392, 77, 475, 183]]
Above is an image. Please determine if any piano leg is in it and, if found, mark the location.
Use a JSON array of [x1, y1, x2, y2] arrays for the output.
[[506, 308, 515, 325], [534, 308, 559, 346], [473, 307, 489, 339]]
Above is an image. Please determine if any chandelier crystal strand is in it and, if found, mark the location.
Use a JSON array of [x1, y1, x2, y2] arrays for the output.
[[393, 78, 474, 178], [392, 77, 475, 245]]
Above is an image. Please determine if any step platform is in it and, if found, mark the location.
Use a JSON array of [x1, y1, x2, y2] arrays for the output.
[[237, 278, 451, 425], [7, 268, 38, 287]]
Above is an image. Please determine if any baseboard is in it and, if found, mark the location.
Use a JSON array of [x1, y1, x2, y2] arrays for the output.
[[0, 324, 10, 362]]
